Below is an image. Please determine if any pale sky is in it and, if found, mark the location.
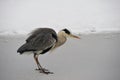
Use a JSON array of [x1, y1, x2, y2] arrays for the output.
[[0, 0, 120, 33]]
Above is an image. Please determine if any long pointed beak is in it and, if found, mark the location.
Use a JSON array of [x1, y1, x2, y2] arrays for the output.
[[70, 34, 80, 39]]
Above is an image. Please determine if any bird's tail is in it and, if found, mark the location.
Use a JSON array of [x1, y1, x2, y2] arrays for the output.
[[17, 43, 30, 54]]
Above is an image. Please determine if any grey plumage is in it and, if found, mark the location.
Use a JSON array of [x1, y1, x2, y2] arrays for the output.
[[26, 28, 57, 42], [17, 28, 57, 54], [17, 27, 79, 74]]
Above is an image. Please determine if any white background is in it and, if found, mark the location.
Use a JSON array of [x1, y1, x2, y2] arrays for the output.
[[0, 0, 120, 34]]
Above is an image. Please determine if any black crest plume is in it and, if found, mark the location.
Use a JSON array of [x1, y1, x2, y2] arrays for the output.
[[62, 28, 71, 34]]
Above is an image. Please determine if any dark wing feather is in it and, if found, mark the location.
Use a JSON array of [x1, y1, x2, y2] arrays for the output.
[[26, 28, 57, 42], [28, 33, 56, 50], [17, 28, 57, 54]]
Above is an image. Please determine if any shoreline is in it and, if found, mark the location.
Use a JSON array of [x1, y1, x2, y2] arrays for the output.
[[0, 30, 120, 37]]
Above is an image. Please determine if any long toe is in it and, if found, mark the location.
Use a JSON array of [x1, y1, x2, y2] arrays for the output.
[[35, 68, 41, 71], [42, 68, 49, 71], [40, 69, 54, 74], [35, 68, 49, 71]]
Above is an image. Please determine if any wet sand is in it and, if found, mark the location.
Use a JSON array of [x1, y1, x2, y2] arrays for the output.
[[0, 32, 120, 80]]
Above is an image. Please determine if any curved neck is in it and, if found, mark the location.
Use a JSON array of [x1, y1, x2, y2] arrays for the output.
[[54, 31, 67, 48]]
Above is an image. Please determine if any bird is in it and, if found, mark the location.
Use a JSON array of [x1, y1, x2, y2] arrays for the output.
[[17, 28, 80, 74]]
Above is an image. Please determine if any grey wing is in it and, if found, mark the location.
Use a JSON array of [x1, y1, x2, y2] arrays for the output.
[[26, 28, 43, 42], [17, 28, 57, 54], [26, 28, 57, 42], [27, 33, 56, 51]]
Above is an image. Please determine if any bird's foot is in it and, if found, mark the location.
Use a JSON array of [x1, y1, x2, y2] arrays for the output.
[[40, 69, 54, 74], [35, 68, 54, 74], [35, 68, 49, 71]]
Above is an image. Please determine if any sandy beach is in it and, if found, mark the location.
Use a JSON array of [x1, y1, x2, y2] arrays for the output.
[[0, 32, 120, 80]]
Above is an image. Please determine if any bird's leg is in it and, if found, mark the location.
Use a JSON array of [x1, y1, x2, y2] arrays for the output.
[[34, 54, 42, 70], [33, 54, 53, 74]]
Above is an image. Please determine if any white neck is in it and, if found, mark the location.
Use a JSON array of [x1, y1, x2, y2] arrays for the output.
[[54, 31, 67, 48]]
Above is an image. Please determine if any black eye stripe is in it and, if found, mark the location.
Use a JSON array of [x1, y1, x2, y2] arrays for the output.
[[62, 29, 71, 34]]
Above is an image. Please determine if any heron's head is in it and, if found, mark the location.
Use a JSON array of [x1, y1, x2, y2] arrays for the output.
[[61, 28, 80, 39]]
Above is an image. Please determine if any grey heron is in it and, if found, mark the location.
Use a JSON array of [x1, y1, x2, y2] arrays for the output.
[[17, 28, 80, 74]]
